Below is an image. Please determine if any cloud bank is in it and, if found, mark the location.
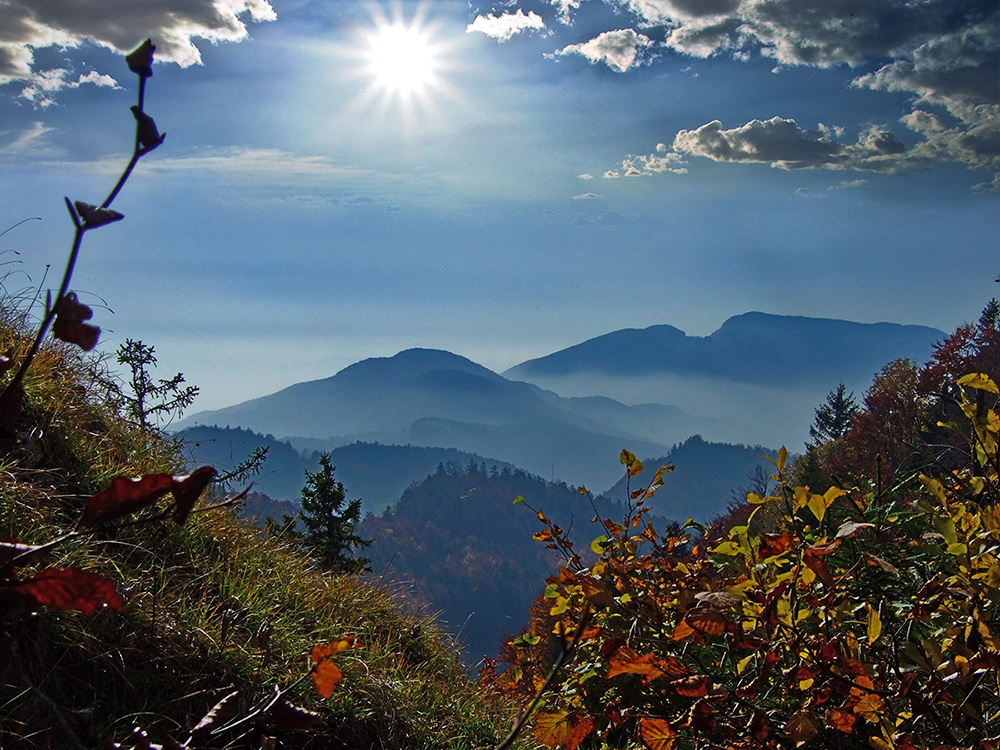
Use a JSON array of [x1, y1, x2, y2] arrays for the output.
[[527, 0, 998, 182], [1, 0, 275, 102]]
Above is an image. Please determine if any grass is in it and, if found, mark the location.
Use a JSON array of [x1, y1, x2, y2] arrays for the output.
[[0, 311, 537, 749]]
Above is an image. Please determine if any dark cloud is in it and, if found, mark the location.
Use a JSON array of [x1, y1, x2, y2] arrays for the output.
[[0, 0, 275, 85], [672, 117, 913, 172]]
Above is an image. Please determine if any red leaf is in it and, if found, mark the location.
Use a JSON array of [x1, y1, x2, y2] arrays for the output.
[[671, 674, 712, 697], [81, 468, 217, 526], [82, 473, 174, 526], [747, 709, 769, 740], [171, 467, 217, 523], [684, 606, 728, 636], [17, 567, 123, 614], [268, 697, 319, 730]]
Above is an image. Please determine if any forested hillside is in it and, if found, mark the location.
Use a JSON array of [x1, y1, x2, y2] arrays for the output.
[[360, 461, 668, 664]]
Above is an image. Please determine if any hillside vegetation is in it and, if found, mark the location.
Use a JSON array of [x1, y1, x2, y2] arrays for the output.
[[0, 42, 528, 750]]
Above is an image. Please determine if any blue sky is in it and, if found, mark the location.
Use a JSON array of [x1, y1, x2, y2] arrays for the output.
[[1, 0, 997, 411]]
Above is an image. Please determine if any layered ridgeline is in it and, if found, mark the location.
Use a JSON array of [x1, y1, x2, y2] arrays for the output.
[[505, 312, 943, 448], [175, 348, 695, 492], [177, 313, 943, 492]]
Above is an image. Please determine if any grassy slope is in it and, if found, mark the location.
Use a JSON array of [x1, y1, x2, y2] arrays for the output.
[[0, 316, 531, 749]]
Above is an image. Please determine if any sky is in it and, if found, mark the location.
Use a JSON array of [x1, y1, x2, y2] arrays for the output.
[[1, 0, 997, 412]]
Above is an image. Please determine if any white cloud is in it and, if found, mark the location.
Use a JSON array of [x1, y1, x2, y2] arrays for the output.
[[18, 67, 120, 108], [467, 10, 547, 42], [572, 192, 601, 199], [603, 170, 621, 178], [0, 0, 276, 88], [549, 0, 582, 22], [577, 173, 594, 179], [552, 29, 653, 72], [829, 179, 870, 190]]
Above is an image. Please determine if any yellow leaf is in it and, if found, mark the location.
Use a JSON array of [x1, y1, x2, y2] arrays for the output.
[[866, 604, 882, 645], [806, 493, 827, 524], [534, 710, 594, 750], [777, 446, 788, 472], [736, 654, 754, 675], [957, 372, 1000, 394]]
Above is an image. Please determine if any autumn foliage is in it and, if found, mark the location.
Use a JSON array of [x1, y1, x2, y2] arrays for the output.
[[497, 362, 999, 749]]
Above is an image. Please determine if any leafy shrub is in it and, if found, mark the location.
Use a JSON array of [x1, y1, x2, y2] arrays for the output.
[[498, 372, 999, 749]]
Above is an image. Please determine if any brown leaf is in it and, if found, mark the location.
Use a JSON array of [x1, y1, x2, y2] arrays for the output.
[[191, 690, 241, 735], [268, 697, 319, 730], [73, 202, 124, 228], [684, 700, 716, 732], [638, 717, 676, 750], [671, 674, 713, 698], [784, 710, 820, 747], [52, 292, 100, 350], [803, 549, 836, 588], [747, 709, 769, 740], [16, 567, 123, 614], [0, 381, 25, 446], [685, 606, 728, 636], [534, 710, 594, 750]]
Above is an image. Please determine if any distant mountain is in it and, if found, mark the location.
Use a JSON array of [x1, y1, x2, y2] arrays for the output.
[[176, 349, 712, 490], [503, 313, 944, 448], [602, 435, 779, 523], [177, 314, 945, 485], [504, 313, 943, 386]]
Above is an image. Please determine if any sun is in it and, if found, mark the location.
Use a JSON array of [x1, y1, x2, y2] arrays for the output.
[[366, 21, 439, 97]]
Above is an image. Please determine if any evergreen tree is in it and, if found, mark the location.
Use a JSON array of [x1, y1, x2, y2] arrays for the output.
[[808, 382, 859, 448], [298, 453, 371, 573]]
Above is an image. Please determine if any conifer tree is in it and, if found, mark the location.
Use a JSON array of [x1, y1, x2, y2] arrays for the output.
[[299, 453, 370, 573], [808, 382, 859, 447]]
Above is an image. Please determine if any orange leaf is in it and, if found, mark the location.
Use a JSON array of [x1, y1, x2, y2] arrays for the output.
[[670, 618, 697, 641], [312, 659, 342, 698], [826, 707, 857, 733], [758, 529, 796, 558], [850, 692, 885, 722], [311, 638, 361, 662], [16, 567, 123, 615], [533, 710, 594, 750], [607, 646, 665, 683], [639, 717, 676, 750]]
